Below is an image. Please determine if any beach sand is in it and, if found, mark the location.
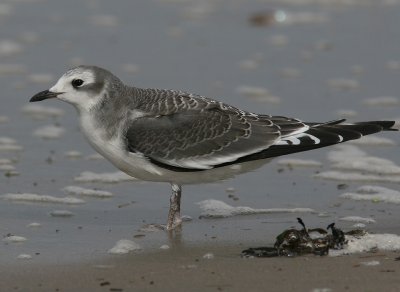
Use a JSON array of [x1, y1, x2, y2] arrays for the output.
[[2, 244, 400, 292]]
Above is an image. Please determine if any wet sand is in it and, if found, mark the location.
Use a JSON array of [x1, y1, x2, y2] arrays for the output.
[[2, 245, 400, 292]]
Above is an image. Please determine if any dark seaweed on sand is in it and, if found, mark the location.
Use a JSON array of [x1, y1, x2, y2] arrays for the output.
[[242, 218, 365, 257]]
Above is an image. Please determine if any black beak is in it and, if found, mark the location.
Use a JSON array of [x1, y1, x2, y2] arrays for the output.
[[30, 90, 62, 102]]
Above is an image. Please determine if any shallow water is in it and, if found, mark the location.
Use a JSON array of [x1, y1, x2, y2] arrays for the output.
[[1, 0, 400, 265]]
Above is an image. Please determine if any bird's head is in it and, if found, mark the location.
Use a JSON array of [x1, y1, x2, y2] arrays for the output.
[[30, 65, 120, 111]]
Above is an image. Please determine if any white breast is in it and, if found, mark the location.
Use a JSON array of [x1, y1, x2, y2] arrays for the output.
[[78, 113, 163, 180]]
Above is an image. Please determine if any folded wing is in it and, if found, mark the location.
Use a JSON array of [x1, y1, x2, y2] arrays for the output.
[[125, 108, 304, 170]]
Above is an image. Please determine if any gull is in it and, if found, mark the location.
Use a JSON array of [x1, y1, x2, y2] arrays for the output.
[[30, 65, 397, 230]]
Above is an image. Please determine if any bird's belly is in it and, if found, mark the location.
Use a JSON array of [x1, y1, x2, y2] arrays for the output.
[[85, 136, 164, 181]]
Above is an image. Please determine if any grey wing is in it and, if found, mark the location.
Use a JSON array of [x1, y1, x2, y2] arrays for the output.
[[125, 108, 282, 170]]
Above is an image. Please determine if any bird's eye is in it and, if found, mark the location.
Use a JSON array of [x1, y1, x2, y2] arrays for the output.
[[71, 79, 84, 88]]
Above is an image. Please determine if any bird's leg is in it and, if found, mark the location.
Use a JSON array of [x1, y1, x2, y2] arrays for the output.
[[166, 183, 182, 230]]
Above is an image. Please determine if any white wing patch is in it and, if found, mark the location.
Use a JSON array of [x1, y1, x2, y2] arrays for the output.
[[306, 133, 321, 144], [274, 124, 319, 146], [275, 133, 321, 146]]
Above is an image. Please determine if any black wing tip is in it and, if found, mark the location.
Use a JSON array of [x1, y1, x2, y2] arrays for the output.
[[355, 120, 398, 131], [378, 121, 398, 131]]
